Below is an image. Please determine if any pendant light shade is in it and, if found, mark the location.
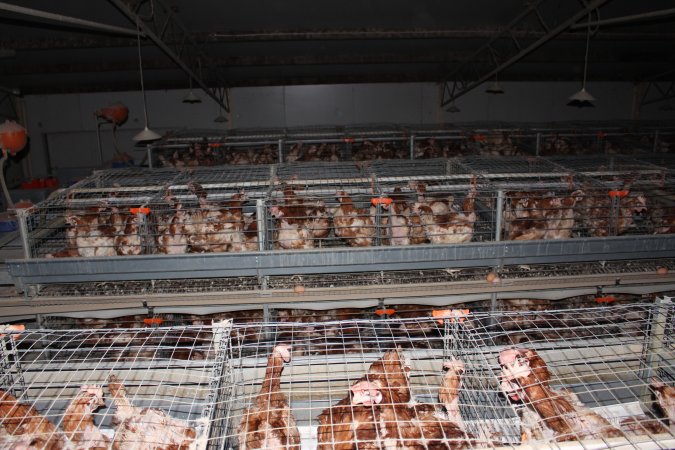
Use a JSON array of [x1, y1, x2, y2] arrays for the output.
[[133, 126, 162, 141], [132, 19, 161, 142], [214, 113, 228, 123], [485, 81, 505, 95], [183, 90, 202, 104], [568, 14, 596, 107], [445, 102, 461, 113], [182, 77, 202, 104]]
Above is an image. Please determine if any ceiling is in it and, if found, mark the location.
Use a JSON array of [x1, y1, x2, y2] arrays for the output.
[[1, 0, 674, 97]]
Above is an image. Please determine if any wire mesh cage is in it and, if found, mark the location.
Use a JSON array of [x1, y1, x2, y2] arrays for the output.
[[15, 152, 675, 261], [0, 321, 231, 449], [218, 300, 675, 449]]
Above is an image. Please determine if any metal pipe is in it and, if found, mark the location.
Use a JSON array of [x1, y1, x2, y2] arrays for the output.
[[0, 2, 140, 37], [495, 190, 504, 242], [535, 132, 541, 156], [277, 139, 284, 163], [16, 208, 31, 259], [570, 7, 675, 30], [256, 199, 266, 251], [409, 135, 415, 160]]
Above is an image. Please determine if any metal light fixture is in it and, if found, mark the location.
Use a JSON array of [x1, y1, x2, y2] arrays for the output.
[[485, 79, 505, 95], [214, 103, 228, 123], [568, 14, 596, 108], [132, 19, 161, 142], [182, 77, 202, 104], [445, 102, 461, 113]]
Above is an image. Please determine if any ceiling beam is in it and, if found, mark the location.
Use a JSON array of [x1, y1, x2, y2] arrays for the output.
[[4, 29, 675, 52], [0, 1, 139, 37], [569, 7, 675, 30], [107, 0, 230, 112], [440, 0, 611, 107]]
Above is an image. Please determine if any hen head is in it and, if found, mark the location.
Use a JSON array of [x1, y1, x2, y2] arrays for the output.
[[273, 344, 291, 363], [443, 358, 465, 375], [350, 380, 383, 406], [76, 385, 106, 412], [499, 348, 532, 402]]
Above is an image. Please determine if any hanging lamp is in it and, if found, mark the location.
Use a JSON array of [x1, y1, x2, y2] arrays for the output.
[[568, 14, 596, 107], [182, 77, 202, 104], [132, 19, 161, 142], [445, 102, 461, 113]]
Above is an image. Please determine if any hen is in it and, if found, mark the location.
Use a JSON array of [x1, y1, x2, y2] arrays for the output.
[[62, 385, 110, 449], [317, 349, 472, 449], [238, 344, 300, 450], [413, 178, 477, 245], [332, 191, 375, 247], [503, 190, 583, 240], [651, 378, 675, 432], [155, 194, 189, 254], [270, 205, 315, 250], [107, 374, 198, 450], [576, 189, 647, 237], [499, 348, 624, 441], [0, 388, 69, 450], [184, 183, 247, 253]]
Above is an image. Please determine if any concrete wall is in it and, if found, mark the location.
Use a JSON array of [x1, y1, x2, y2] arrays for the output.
[[21, 81, 673, 181]]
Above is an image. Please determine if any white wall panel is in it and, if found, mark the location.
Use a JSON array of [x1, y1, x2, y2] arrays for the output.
[[21, 81, 671, 181]]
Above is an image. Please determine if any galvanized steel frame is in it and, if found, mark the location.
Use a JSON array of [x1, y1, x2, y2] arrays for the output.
[[8, 235, 675, 292]]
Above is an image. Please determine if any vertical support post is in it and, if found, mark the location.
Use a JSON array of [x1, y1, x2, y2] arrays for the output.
[[277, 139, 284, 163], [147, 145, 154, 169], [409, 135, 415, 160], [16, 208, 31, 259], [535, 132, 541, 156], [653, 131, 659, 153], [495, 190, 504, 242], [490, 292, 498, 328], [262, 304, 273, 345], [608, 194, 620, 237], [639, 297, 672, 404], [255, 199, 266, 251]]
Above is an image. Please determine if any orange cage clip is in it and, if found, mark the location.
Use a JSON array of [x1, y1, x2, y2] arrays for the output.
[[608, 190, 629, 199], [130, 207, 151, 215], [595, 296, 615, 304], [375, 309, 396, 316], [143, 318, 163, 325], [371, 197, 393, 207]]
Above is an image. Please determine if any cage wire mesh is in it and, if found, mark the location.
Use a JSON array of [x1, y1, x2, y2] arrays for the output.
[[16, 154, 675, 259], [217, 301, 675, 449], [0, 321, 231, 449]]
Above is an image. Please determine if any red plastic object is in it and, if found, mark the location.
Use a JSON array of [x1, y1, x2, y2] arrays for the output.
[[371, 197, 393, 206], [130, 207, 151, 215], [608, 190, 629, 198], [375, 309, 396, 316], [0, 120, 28, 156], [143, 318, 163, 325], [94, 102, 129, 126], [595, 296, 615, 304]]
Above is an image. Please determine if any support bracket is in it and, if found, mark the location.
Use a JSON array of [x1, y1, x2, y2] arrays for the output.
[[108, 0, 229, 112], [440, 0, 610, 107]]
